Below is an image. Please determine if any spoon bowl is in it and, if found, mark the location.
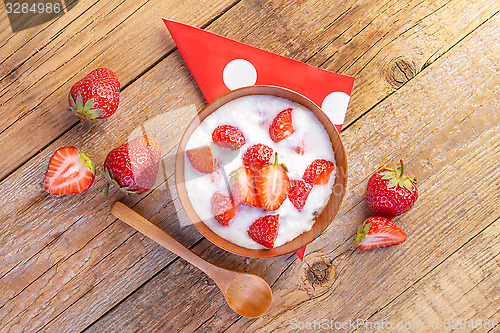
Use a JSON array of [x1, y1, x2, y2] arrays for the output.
[[111, 201, 272, 318]]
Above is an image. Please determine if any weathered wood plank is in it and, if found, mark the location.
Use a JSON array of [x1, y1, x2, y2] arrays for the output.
[[298, 0, 500, 125], [0, 0, 240, 181], [84, 11, 500, 332], [359, 218, 499, 332], [0, 0, 498, 332], [1, 0, 498, 183], [0, 53, 206, 332]]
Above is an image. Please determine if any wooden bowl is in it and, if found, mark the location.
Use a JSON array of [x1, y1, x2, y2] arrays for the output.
[[175, 86, 347, 257]]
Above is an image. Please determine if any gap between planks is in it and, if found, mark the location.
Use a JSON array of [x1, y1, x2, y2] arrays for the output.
[[55, 7, 500, 332], [1, 1, 498, 331], [364, 214, 500, 324]]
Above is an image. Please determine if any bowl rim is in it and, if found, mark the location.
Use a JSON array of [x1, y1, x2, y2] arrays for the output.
[[175, 85, 348, 257]]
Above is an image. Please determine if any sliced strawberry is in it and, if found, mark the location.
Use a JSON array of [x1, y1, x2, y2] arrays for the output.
[[356, 216, 407, 251], [288, 180, 313, 211], [294, 140, 305, 155], [186, 146, 214, 174], [242, 143, 273, 169], [269, 108, 294, 142], [229, 166, 261, 207], [43, 146, 95, 195], [212, 125, 246, 150], [211, 192, 238, 226], [255, 154, 290, 211], [302, 159, 335, 185], [248, 215, 280, 249]]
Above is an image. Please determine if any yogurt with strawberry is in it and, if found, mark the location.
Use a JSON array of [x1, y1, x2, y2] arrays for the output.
[[184, 95, 336, 250]]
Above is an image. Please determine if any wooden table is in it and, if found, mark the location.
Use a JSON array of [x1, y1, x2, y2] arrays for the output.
[[1, 0, 499, 332]]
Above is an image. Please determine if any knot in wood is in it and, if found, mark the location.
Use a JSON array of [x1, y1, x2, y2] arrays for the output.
[[387, 56, 417, 88], [301, 253, 336, 296], [305, 259, 332, 286]]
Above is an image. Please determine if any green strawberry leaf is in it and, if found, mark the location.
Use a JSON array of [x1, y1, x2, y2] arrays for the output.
[[356, 221, 373, 245], [402, 179, 414, 192], [76, 93, 84, 109], [84, 98, 95, 111], [387, 178, 399, 188]]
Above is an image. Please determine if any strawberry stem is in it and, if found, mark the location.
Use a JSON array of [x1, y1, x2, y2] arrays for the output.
[[273, 153, 279, 166], [399, 159, 404, 178]]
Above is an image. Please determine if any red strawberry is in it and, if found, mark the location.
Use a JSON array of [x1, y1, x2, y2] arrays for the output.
[[212, 125, 246, 150], [242, 143, 273, 169], [255, 154, 290, 211], [43, 146, 95, 195], [302, 159, 335, 185], [229, 166, 261, 207], [366, 160, 418, 219], [288, 180, 313, 211], [186, 146, 214, 174], [211, 192, 238, 226], [269, 108, 294, 142], [294, 140, 305, 155], [103, 135, 161, 194], [356, 216, 407, 251], [68, 68, 120, 120], [248, 215, 280, 248]]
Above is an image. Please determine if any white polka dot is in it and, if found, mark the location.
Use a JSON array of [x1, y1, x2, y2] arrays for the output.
[[321, 92, 350, 125], [223, 59, 257, 90]]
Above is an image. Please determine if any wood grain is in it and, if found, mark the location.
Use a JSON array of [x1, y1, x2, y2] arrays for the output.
[[85, 10, 500, 332], [360, 218, 499, 332], [0, 0, 498, 331], [0, 0, 498, 183], [0, 53, 206, 332], [0, 0, 240, 180]]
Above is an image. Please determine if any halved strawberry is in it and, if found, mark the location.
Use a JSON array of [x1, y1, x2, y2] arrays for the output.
[[212, 125, 246, 150], [242, 143, 273, 169], [255, 154, 290, 211], [229, 166, 261, 207], [302, 159, 335, 185], [288, 180, 313, 211], [211, 192, 238, 226], [269, 108, 294, 142], [186, 146, 214, 174], [43, 146, 95, 195], [248, 215, 280, 248], [356, 216, 407, 251]]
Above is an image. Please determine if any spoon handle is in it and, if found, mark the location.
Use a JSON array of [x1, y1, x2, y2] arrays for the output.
[[111, 201, 217, 277]]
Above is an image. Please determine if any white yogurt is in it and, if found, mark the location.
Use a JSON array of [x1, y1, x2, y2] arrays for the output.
[[184, 95, 336, 250]]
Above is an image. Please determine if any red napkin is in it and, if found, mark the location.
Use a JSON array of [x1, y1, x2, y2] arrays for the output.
[[163, 19, 354, 260]]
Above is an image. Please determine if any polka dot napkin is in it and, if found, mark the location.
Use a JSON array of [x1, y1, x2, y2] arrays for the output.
[[163, 19, 355, 260]]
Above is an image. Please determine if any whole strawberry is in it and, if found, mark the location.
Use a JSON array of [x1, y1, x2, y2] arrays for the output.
[[103, 135, 161, 194], [366, 160, 418, 219], [68, 68, 120, 120]]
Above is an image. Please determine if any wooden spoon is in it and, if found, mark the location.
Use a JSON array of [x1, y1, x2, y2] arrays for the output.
[[111, 201, 272, 318]]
